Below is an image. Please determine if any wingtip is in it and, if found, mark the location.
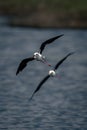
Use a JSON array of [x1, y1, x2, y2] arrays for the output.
[[16, 73, 18, 76], [29, 94, 34, 102], [16, 71, 19, 75], [58, 34, 64, 38], [28, 97, 32, 102], [60, 34, 64, 37], [67, 51, 75, 58], [69, 51, 76, 55]]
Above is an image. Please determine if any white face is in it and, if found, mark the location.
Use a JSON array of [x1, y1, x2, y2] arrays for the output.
[[34, 52, 39, 57], [33, 52, 42, 60], [49, 70, 56, 76]]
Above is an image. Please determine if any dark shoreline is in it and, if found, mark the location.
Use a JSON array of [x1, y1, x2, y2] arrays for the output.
[[9, 23, 87, 30], [0, 15, 87, 29], [0, 0, 87, 29], [8, 16, 87, 29]]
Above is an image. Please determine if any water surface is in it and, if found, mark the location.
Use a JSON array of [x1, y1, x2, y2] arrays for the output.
[[0, 17, 87, 130]]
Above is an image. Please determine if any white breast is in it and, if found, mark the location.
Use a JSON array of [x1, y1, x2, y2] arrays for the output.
[[49, 70, 56, 76], [33, 52, 45, 61], [33, 52, 41, 60]]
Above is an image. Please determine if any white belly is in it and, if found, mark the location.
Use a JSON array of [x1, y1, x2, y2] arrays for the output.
[[49, 70, 56, 76]]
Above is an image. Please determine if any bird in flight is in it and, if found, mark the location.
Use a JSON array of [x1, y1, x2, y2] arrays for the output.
[[16, 34, 64, 75], [30, 52, 74, 100]]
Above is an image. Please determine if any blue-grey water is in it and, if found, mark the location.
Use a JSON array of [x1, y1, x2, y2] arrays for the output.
[[0, 17, 87, 130]]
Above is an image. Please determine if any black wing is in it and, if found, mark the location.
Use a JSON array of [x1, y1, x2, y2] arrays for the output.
[[30, 75, 50, 100], [54, 52, 74, 70], [16, 57, 34, 75], [39, 34, 64, 54]]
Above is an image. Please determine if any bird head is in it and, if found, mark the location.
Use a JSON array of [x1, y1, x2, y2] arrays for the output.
[[49, 70, 56, 76], [33, 52, 40, 58]]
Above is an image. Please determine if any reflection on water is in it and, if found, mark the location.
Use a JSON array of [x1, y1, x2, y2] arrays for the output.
[[0, 17, 87, 130]]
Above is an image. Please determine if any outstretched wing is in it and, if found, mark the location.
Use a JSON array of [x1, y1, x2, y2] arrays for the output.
[[54, 52, 74, 70], [39, 34, 64, 54], [16, 57, 34, 75], [30, 75, 50, 100]]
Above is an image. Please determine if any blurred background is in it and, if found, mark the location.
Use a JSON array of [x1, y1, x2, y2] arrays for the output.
[[0, 0, 87, 28], [0, 0, 87, 130]]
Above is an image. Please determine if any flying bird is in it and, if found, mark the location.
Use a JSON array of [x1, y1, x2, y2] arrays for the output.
[[30, 52, 74, 100], [16, 34, 64, 75]]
